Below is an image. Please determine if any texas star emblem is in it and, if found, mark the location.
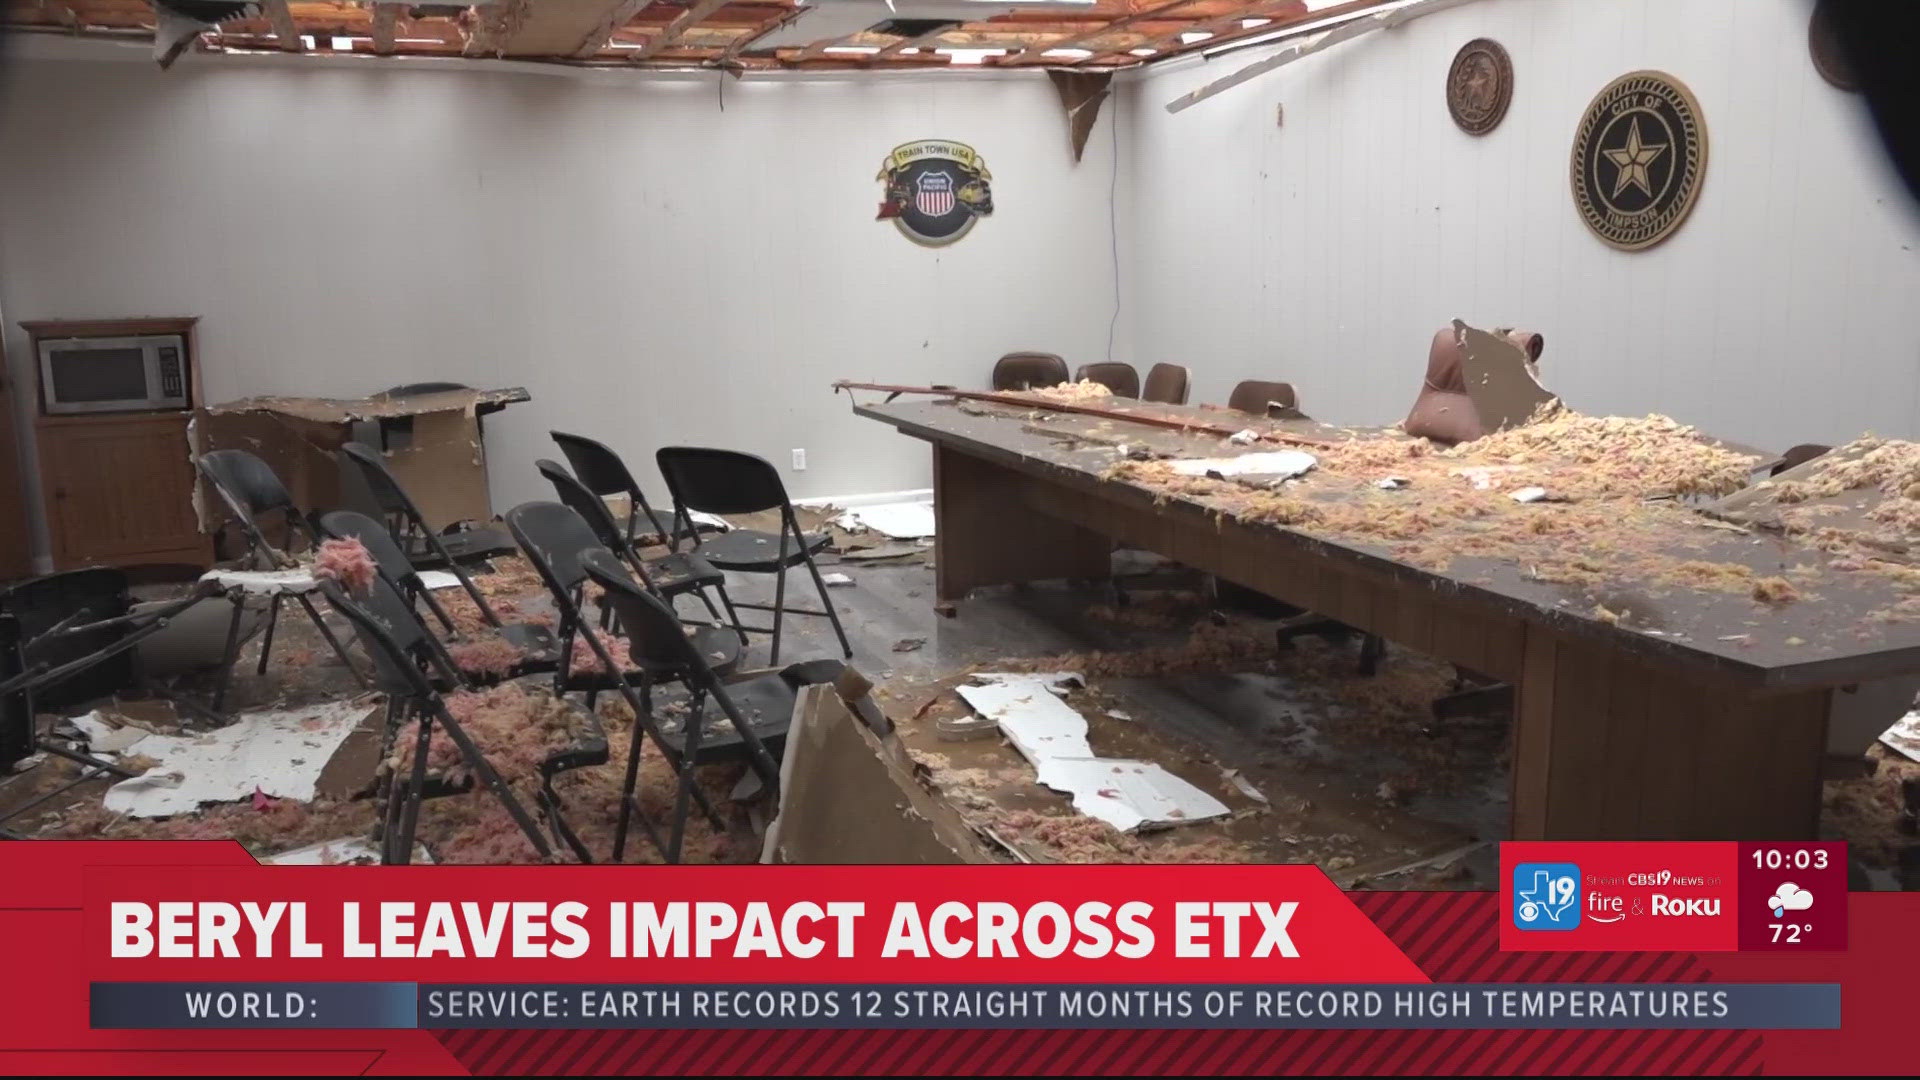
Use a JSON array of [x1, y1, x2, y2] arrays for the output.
[[876, 140, 994, 247], [1571, 71, 1708, 251]]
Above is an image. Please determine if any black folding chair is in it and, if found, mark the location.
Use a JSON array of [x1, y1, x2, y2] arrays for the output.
[[582, 548, 801, 864], [503, 502, 742, 702], [504, 502, 741, 861], [328, 553, 605, 865], [318, 580, 559, 865], [196, 450, 366, 694], [655, 447, 852, 665], [534, 459, 736, 635], [316, 510, 558, 681], [551, 430, 720, 548], [336, 441, 508, 628]]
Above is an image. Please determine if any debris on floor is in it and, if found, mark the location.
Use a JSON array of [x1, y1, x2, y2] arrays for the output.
[[764, 685, 992, 864], [835, 501, 936, 539], [73, 698, 378, 819], [1879, 709, 1920, 763], [265, 836, 434, 865], [956, 672, 1229, 833]]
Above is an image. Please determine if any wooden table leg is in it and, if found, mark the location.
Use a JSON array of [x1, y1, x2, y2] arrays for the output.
[[933, 444, 1112, 602], [1510, 624, 1830, 840]]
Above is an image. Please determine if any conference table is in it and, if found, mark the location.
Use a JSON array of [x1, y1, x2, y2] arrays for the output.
[[850, 393, 1920, 842]]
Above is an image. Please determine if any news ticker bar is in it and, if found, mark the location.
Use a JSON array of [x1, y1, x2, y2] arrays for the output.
[[90, 983, 1839, 1031]]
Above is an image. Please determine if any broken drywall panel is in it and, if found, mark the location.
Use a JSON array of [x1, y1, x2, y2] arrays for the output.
[[1880, 710, 1920, 763], [835, 501, 936, 539], [1034, 757, 1231, 833], [958, 673, 1092, 764], [1456, 320, 1558, 433], [764, 684, 992, 864], [1166, 451, 1318, 479], [200, 387, 528, 531], [201, 568, 319, 595], [956, 673, 1228, 833], [415, 570, 463, 591], [264, 836, 434, 866], [93, 698, 377, 818], [1049, 69, 1113, 163]]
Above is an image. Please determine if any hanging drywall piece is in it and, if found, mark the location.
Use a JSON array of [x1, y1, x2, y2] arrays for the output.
[[1445, 38, 1512, 135], [1571, 71, 1708, 251], [152, 2, 261, 69], [1048, 70, 1113, 163], [875, 140, 995, 247]]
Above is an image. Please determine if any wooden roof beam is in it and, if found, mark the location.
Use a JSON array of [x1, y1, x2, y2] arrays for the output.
[[866, 22, 965, 66], [264, 0, 304, 52], [570, 0, 651, 57], [463, 0, 532, 57], [630, 0, 728, 60], [1080, 0, 1314, 65], [370, 2, 400, 55], [996, 0, 1209, 65]]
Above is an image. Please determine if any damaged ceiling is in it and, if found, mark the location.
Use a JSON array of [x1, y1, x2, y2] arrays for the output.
[[2, 0, 1399, 73]]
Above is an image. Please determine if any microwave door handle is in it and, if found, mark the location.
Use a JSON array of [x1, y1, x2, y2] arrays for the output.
[[145, 342, 165, 404]]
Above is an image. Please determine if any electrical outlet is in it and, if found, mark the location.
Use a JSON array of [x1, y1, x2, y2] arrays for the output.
[[791, 449, 807, 471]]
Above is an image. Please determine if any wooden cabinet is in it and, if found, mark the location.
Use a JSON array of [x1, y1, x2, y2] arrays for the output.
[[36, 412, 207, 571], [0, 343, 33, 581]]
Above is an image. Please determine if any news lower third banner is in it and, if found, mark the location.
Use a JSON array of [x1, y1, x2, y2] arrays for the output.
[[90, 982, 1838, 1030], [2, 840, 1907, 1075]]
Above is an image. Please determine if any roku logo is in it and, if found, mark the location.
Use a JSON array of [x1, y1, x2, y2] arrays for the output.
[[1650, 895, 1720, 917]]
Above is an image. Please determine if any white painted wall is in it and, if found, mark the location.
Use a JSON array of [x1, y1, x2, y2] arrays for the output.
[[0, 45, 1127, 561], [1124, 0, 1920, 449], [6, 0, 1919, 571]]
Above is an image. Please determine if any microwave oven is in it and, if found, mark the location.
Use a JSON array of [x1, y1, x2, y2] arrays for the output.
[[37, 334, 191, 415]]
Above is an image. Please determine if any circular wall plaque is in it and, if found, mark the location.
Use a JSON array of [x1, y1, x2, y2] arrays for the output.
[[875, 140, 994, 248], [1570, 71, 1708, 252], [1808, 0, 1859, 92], [1446, 38, 1512, 135]]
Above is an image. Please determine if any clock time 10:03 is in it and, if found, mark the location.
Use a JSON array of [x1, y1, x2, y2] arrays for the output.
[[1749, 848, 1828, 872]]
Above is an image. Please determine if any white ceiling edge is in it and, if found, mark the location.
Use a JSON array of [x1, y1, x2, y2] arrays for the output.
[[3, 29, 1152, 85]]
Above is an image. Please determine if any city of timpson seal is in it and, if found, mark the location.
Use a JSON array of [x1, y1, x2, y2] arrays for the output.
[[876, 140, 993, 247], [1570, 71, 1707, 251], [1446, 38, 1512, 135]]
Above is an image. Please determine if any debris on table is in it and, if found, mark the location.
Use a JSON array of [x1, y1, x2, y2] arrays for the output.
[[1012, 380, 1114, 406], [1167, 450, 1317, 480]]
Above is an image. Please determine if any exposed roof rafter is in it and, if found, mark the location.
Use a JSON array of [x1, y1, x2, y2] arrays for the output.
[[631, 0, 729, 61], [0, 1, 1411, 72]]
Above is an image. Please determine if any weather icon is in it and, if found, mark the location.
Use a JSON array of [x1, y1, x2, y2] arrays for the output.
[[1768, 883, 1814, 919]]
